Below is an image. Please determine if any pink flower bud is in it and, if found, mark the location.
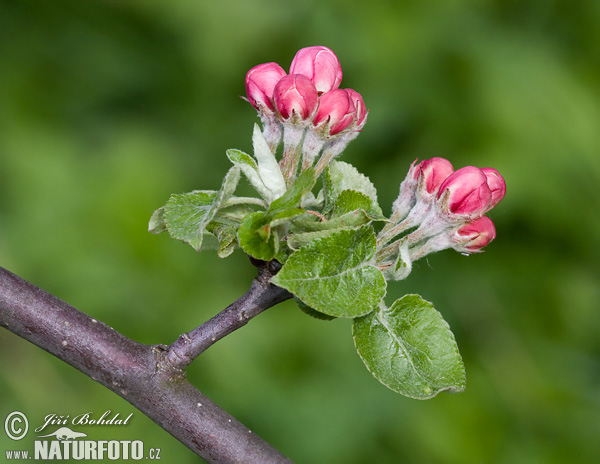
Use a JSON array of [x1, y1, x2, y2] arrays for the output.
[[289, 46, 343, 94], [481, 167, 506, 211], [313, 89, 357, 136], [415, 157, 454, 196], [245, 62, 287, 112], [273, 74, 319, 122], [345, 89, 367, 129], [452, 216, 496, 252], [437, 166, 492, 219]]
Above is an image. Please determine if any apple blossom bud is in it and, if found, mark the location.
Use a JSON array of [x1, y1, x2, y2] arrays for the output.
[[436, 166, 492, 220], [313, 89, 357, 136], [289, 46, 343, 94], [345, 89, 367, 130], [245, 62, 287, 112], [387, 157, 453, 238], [481, 167, 506, 211], [451, 216, 496, 253], [416, 157, 454, 196], [273, 74, 319, 122]]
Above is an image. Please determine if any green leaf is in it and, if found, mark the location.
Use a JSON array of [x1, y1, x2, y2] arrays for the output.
[[163, 167, 240, 251], [214, 204, 257, 224], [226, 148, 269, 198], [164, 190, 218, 250], [207, 222, 238, 258], [236, 207, 303, 259], [286, 229, 342, 250], [292, 210, 371, 232], [332, 189, 386, 221], [252, 123, 286, 200], [236, 169, 313, 260], [270, 208, 306, 227], [271, 225, 386, 318], [148, 206, 167, 234], [352, 294, 466, 399], [238, 212, 279, 260], [268, 168, 316, 214], [323, 161, 379, 212], [380, 241, 413, 281]]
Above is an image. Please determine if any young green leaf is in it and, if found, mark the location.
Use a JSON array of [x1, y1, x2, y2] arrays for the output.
[[238, 212, 279, 261], [380, 241, 413, 281], [286, 229, 342, 250], [271, 225, 386, 318], [148, 206, 167, 234], [268, 168, 316, 215], [352, 294, 466, 399], [332, 189, 386, 221], [214, 204, 257, 224], [163, 167, 240, 251], [163, 190, 218, 250], [323, 161, 379, 211], [226, 149, 272, 201], [207, 222, 238, 258], [291, 209, 372, 233], [252, 124, 286, 200]]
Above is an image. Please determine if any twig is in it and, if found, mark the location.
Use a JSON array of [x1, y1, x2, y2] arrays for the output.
[[0, 265, 292, 464], [166, 259, 292, 371]]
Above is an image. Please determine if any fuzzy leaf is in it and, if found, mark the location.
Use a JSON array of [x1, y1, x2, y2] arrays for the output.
[[164, 190, 217, 250], [268, 168, 316, 214], [323, 161, 379, 212], [286, 229, 342, 250], [227, 149, 272, 202], [163, 167, 240, 251], [353, 294, 466, 399], [238, 212, 279, 260], [214, 204, 257, 224], [271, 225, 386, 318], [236, 170, 315, 260], [148, 206, 167, 234], [332, 189, 386, 221], [207, 222, 238, 258], [292, 210, 371, 232], [252, 124, 286, 200]]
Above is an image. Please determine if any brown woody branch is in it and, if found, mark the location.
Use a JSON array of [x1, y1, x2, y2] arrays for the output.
[[0, 263, 292, 464]]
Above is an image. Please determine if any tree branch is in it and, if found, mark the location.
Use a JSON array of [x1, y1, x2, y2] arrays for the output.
[[0, 264, 292, 464]]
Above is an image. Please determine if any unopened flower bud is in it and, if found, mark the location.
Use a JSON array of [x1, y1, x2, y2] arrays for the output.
[[386, 157, 453, 240], [416, 157, 454, 197], [451, 216, 496, 253], [289, 46, 343, 94], [313, 89, 357, 136], [481, 167, 506, 211], [245, 62, 287, 112], [436, 166, 492, 220], [273, 74, 319, 122], [345, 89, 367, 130]]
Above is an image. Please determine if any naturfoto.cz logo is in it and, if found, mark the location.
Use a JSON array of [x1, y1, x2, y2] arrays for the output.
[[3, 411, 161, 461]]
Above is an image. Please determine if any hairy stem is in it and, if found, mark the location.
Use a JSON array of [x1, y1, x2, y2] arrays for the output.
[[0, 265, 292, 463]]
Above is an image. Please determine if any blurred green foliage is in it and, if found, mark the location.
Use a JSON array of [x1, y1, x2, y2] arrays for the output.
[[1, 0, 599, 462]]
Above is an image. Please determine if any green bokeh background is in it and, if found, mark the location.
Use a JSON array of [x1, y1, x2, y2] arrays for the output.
[[1, 1, 599, 462]]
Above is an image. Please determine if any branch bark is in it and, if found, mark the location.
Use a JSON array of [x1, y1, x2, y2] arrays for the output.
[[0, 263, 293, 464]]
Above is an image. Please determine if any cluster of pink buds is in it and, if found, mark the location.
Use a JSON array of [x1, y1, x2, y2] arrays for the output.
[[245, 46, 367, 185], [376, 157, 506, 278]]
